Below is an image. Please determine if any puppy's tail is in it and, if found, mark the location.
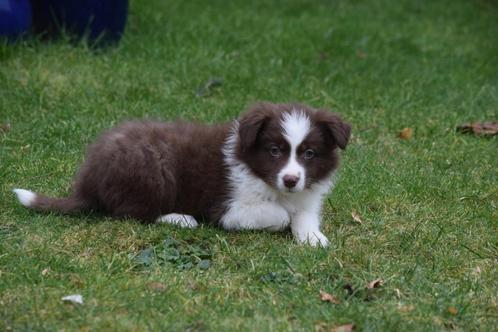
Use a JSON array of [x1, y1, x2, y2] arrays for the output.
[[13, 188, 90, 215]]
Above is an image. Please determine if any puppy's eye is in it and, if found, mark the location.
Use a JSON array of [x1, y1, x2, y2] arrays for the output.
[[269, 146, 281, 157], [303, 149, 315, 160]]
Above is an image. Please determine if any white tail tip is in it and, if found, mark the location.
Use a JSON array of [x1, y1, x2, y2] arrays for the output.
[[13, 188, 36, 207]]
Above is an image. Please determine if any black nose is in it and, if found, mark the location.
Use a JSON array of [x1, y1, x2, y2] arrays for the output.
[[283, 175, 299, 188]]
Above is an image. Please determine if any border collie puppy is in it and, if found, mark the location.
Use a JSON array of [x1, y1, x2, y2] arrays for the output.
[[13, 102, 351, 247]]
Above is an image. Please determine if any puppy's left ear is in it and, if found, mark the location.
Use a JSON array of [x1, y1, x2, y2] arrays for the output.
[[316, 109, 352, 150], [238, 102, 273, 152]]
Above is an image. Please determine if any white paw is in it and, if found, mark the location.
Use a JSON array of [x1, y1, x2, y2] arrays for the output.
[[295, 230, 329, 247], [156, 213, 198, 229]]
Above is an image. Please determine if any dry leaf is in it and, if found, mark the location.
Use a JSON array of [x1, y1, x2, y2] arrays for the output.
[[317, 52, 329, 62], [69, 273, 85, 288], [394, 288, 402, 298], [41, 268, 50, 276], [448, 306, 458, 315], [398, 127, 413, 140], [314, 321, 328, 332], [398, 304, 415, 313], [457, 122, 498, 136], [356, 49, 367, 59], [319, 290, 341, 304], [351, 211, 363, 224], [331, 323, 355, 332], [366, 278, 384, 289], [0, 123, 11, 133], [147, 281, 167, 292], [187, 281, 199, 290]]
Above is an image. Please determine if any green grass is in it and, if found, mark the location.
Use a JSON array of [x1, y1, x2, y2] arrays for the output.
[[1, 0, 497, 330]]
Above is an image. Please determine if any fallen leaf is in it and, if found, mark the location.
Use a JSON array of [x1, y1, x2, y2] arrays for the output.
[[351, 211, 363, 224], [319, 290, 341, 304], [41, 268, 50, 276], [331, 323, 355, 332], [398, 127, 413, 140], [394, 288, 402, 298], [366, 278, 384, 289], [314, 321, 328, 332], [61, 294, 83, 305], [69, 273, 85, 288], [147, 281, 167, 292], [457, 122, 498, 136], [0, 123, 11, 133], [398, 304, 415, 313], [356, 49, 367, 59], [448, 306, 458, 315], [317, 52, 329, 62], [187, 281, 199, 290]]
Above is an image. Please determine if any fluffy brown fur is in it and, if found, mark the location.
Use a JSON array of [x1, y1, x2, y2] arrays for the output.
[[32, 121, 231, 223]]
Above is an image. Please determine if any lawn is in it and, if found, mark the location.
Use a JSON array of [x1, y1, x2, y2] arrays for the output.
[[1, 0, 497, 330]]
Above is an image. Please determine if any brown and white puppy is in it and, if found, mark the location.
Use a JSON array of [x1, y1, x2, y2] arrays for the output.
[[13, 102, 351, 246]]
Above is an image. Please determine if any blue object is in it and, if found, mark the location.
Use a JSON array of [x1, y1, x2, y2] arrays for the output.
[[0, 0, 32, 42], [31, 0, 128, 47]]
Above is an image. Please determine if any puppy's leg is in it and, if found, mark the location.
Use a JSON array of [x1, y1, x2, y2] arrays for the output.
[[220, 202, 290, 231], [157, 213, 198, 229], [290, 211, 329, 247]]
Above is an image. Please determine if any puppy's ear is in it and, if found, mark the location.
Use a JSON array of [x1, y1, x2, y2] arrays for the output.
[[315, 109, 352, 150], [238, 102, 274, 152]]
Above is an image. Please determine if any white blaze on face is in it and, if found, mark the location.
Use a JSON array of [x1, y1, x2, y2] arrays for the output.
[[278, 111, 311, 192]]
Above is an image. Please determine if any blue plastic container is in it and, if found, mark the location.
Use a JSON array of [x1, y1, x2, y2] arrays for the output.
[[31, 0, 128, 47], [0, 0, 32, 42]]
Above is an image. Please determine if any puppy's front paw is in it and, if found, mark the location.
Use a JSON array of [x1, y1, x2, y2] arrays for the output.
[[295, 230, 329, 247], [157, 213, 198, 229]]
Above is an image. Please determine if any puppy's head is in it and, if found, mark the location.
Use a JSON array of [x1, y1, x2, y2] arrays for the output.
[[236, 102, 351, 193]]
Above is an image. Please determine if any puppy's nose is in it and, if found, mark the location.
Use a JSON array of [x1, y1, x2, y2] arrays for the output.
[[283, 175, 299, 188]]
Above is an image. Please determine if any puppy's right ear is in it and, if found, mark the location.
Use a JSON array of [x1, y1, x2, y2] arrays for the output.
[[238, 102, 273, 152]]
